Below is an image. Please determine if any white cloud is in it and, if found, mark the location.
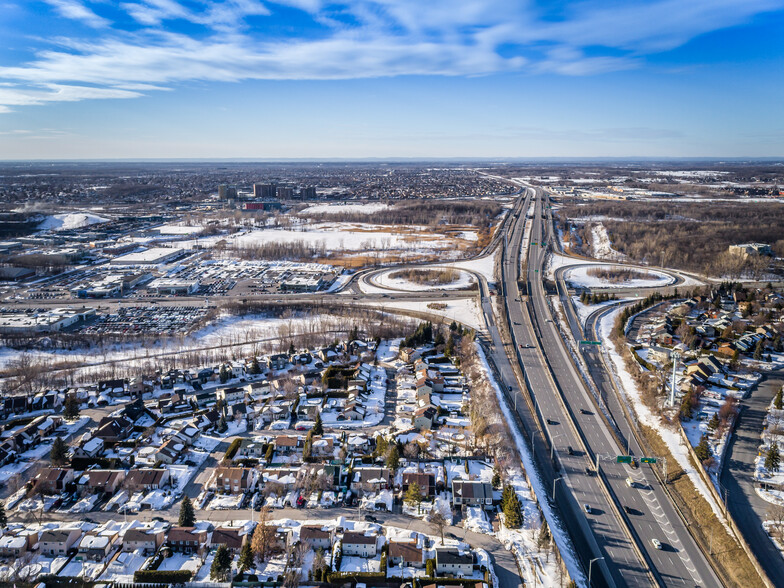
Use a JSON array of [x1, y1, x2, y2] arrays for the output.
[[44, 0, 110, 28], [0, 0, 782, 112]]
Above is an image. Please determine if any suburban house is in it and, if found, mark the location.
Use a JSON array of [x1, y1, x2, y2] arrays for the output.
[[94, 416, 134, 443], [350, 467, 391, 494], [388, 540, 424, 568], [341, 532, 378, 557], [40, 529, 82, 556], [214, 467, 256, 494], [156, 439, 183, 465], [402, 472, 436, 498], [85, 470, 126, 494], [72, 437, 105, 459], [174, 425, 200, 446], [167, 527, 208, 553], [77, 534, 114, 561], [0, 535, 27, 558], [209, 527, 246, 552], [452, 480, 494, 509], [216, 386, 246, 404], [275, 435, 301, 454], [297, 526, 333, 551], [35, 467, 75, 494], [435, 547, 474, 576], [123, 528, 165, 554], [413, 405, 438, 430], [125, 468, 170, 492]]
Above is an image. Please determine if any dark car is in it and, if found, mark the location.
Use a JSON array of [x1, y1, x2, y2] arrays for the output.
[[364, 514, 377, 522], [567, 446, 574, 455], [580, 408, 592, 415], [547, 418, 555, 425]]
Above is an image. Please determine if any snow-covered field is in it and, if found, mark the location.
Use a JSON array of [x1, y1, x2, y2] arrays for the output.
[[589, 223, 627, 261], [359, 298, 485, 332], [564, 265, 674, 289], [300, 202, 391, 215], [369, 269, 475, 292], [38, 212, 108, 231]]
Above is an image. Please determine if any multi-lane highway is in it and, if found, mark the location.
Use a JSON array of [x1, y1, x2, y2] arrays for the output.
[[504, 186, 721, 586]]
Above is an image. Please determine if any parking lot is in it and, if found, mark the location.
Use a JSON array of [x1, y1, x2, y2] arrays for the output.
[[79, 305, 211, 336]]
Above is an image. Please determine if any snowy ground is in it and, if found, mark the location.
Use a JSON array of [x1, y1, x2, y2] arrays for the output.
[[564, 265, 674, 289], [359, 298, 485, 332], [589, 223, 627, 261], [571, 296, 632, 327], [369, 269, 475, 292], [158, 553, 203, 574], [300, 202, 392, 215], [38, 212, 108, 231]]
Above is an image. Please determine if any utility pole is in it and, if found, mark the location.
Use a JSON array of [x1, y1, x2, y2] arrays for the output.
[[668, 351, 681, 407]]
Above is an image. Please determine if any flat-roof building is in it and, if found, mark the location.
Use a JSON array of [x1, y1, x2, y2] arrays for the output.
[[110, 247, 183, 266]]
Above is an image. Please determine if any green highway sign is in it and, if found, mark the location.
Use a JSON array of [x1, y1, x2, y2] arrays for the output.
[[616, 455, 632, 464], [580, 340, 602, 346], [641, 457, 657, 464], [534, 269, 539, 273]]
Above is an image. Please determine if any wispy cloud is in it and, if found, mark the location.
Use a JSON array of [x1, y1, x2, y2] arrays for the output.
[[43, 0, 110, 28], [1, 0, 782, 112]]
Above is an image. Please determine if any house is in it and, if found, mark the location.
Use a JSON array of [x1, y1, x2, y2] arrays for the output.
[[698, 355, 724, 374], [311, 436, 335, 457], [85, 470, 126, 494], [342, 532, 377, 557], [167, 527, 207, 553], [297, 526, 333, 551], [351, 467, 391, 494], [73, 436, 105, 459], [238, 438, 268, 458], [214, 467, 256, 494], [156, 438, 184, 465], [388, 540, 424, 568], [125, 468, 170, 492], [195, 409, 222, 430], [174, 426, 200, 446], [402, 472, 436, 498], [400, 347, 422, 363], [0, 535, 27, 558], [435, 547, 473, 576], [123, 528, 165, 554], [40, 529, 82, 556], [210, 527, 246, 551], [77, 534, 113, 561], [413, 405, 438, 430], [275, 435, 301, 454], [452, 480, 493, 509], [35, 467, 75, 494], [217, 386, 246, 404], [268, 354, 289, 370], [94, 416, 134, 443]]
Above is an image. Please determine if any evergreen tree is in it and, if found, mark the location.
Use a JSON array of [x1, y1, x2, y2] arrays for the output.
[[210, 544, 232, 581], [386, 445, 400, 471], [0, 501, 7, 528], [312, 412, 323, 436], [289, 342, 296, 355], [250, 357, 261, 375], [178, 495, 195, 527], [218, 415, 228, 433], [63, 394, 80, 420], [404, 483, 423, 509], [491, 469, 501, 489], [265, 444, 274, 463], [775, 388, 783, 411], [445, 334, 455, 358], [754, 340, 764, 361], [219, 364, 230, 384], [50, 436, 68, 466], [238, 539, 254, 572], [707, 413, 719, 433], [766, 441, 781, 472], [695, 435, 711, 462]]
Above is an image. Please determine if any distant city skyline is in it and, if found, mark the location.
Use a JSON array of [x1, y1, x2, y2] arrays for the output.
[[1, 0, 783, 159]]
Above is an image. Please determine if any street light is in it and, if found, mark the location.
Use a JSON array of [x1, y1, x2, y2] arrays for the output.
[[588, 557, 605, 585], [550, 433, 563, 460], [552, 477, 563, 501]]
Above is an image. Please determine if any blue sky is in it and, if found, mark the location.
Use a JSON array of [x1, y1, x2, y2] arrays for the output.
[[0, 0, 783, 159]]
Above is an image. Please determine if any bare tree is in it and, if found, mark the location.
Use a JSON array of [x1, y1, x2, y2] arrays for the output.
[[430, 511, 448, 545]]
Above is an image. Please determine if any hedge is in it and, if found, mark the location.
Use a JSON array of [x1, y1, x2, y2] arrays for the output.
[[225, 438, 243, 459], [134, 569, 192, 583]]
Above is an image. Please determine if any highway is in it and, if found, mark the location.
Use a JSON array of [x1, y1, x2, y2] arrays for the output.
[[511, 187, 720, 586]]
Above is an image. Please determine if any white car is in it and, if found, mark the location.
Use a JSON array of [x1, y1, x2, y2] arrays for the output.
[[652, 538, 662, 550], [626, 477, 634, 488]]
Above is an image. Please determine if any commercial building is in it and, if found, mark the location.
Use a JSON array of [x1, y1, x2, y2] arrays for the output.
[[253, 184, 276, 199], [0, 308, 95, 334], [147, 277, 200, 295], [110, 247, 183, 266], [729, 243, 773, 257]]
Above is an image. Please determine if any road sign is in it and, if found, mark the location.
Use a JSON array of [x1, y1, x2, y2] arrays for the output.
[[641, 457, 657, 464], [616, 455, 632, 464], [580, 340, 602, 346]]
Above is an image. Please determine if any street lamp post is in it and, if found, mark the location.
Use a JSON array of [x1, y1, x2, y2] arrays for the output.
[[588, 557, 605, 585], [552, 477, 563, 501], [550, 434, 563, 460]]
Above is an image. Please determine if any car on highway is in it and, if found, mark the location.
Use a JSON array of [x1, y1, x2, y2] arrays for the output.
[[567, 446, 574, 455], [652, 538, 662, 550], [626, 477, 634, 488], [583, 504, 591, 514], [546, 418, 556, 425], [584, 467, 595, 476], [580, 408, 592, 415], [623, 505, 633, 515]]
